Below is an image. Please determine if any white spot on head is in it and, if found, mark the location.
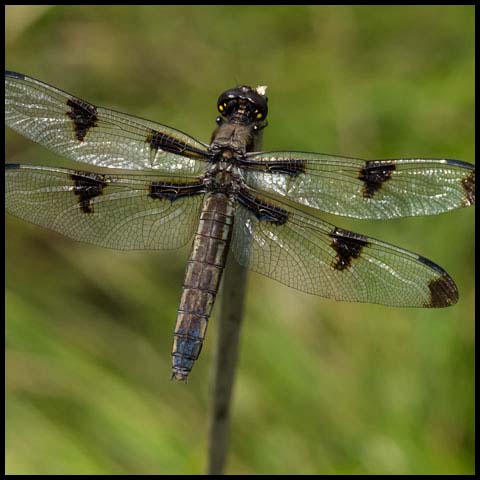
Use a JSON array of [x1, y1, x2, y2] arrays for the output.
[[255, 85, 268, 97]]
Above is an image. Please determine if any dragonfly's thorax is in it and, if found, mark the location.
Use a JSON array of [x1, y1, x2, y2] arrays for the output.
[[209, 122, 256, 157], [204, 160, 243, 194]]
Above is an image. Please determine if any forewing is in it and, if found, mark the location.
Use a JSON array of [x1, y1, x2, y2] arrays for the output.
[[5, 71, 209, 174], [243, 151, 475, 219], [6, 164, 205, 250], [231, 190, 458, 307]]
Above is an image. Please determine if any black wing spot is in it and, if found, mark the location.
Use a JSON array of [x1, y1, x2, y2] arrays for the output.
[[149, 181, 206, 202], [147, 129, 209, 160], [71, 171, 106, 213], [237, 190, 288, 225], [330, 228, 369, 271], [417, 255, 459, 307], [461, 170, 475, 206], [66, 98, 98, 141], [147, 129, 184, 155], [358, 161, 396, 198], [425, 275, 458, 307], [266, 159, 306, 176], [240, 158, 306, 176]]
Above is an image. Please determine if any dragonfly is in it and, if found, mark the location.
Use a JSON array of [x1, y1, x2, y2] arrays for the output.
[[5, 71, 475, 381]]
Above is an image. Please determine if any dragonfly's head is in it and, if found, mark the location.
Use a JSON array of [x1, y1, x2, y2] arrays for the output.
[[216, 85, 268, 125]]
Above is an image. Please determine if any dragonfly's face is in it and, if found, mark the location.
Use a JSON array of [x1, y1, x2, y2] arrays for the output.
[[216, 85, 268, 125]]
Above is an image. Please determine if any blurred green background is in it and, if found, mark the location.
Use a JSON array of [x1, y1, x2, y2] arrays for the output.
[[5, 5, 474, 475]]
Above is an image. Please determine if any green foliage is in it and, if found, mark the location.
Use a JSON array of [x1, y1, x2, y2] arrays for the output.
[[5, 5, 474, 474]]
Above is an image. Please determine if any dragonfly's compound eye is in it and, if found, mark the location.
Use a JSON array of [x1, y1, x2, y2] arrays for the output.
[[217, 98, 238, 116], [217, 86, 268, 121], [246, 92, 268, 121]]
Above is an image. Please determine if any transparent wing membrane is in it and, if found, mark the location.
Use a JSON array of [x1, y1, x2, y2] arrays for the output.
[[232, 190, 458, 308], [5, 71, 209, 175], [6, 164, 204, 250], [243, 151, 475, 219]]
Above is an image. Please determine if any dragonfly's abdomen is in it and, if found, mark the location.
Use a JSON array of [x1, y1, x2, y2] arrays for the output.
[[172, 192, 235, 381]]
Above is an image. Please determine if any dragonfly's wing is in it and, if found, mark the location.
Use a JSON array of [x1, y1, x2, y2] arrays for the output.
[[231, 188, 458, 307], [5, 71, 210, 175], [6, 164, 206, 250], [242, 151, 475, 219]]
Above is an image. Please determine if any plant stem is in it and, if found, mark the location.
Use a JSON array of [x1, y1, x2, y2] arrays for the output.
[[206, 125, 264, 475], [207, 256, 249, 474]]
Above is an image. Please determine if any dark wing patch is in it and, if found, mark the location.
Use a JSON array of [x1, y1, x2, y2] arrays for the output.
[[358, 161, 396, 198], [330, 227, 369, 271], [71, 171, 106, 213], [268, 159, 306, 176], [425, 275, 459, 307], [237, 189, 288, 224], [66, 98, 98, 142], [461, 170, 475, 206], [417, 255, 458, 307], [147, 128, 211, 160], [240, 158, 306, 176], [149, 181, 206, 201]]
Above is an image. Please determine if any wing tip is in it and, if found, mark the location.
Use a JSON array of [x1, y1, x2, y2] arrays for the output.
[[417, 255, 459, 307], [425, 274, 459, 308], [5, 70, 25, 80], [461, 170, 475, 206], [444, 158, 475, 171]]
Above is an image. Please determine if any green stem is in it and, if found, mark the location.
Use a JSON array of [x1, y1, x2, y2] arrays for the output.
[[207, 256, 249, 474], [206, 127, 264, 475]]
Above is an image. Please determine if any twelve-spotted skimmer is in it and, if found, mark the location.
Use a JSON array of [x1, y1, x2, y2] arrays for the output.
[[5, 71, 475, 381]]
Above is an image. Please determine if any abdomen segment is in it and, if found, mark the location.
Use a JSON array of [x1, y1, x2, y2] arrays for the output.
[[172, 192, 235, 381]]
